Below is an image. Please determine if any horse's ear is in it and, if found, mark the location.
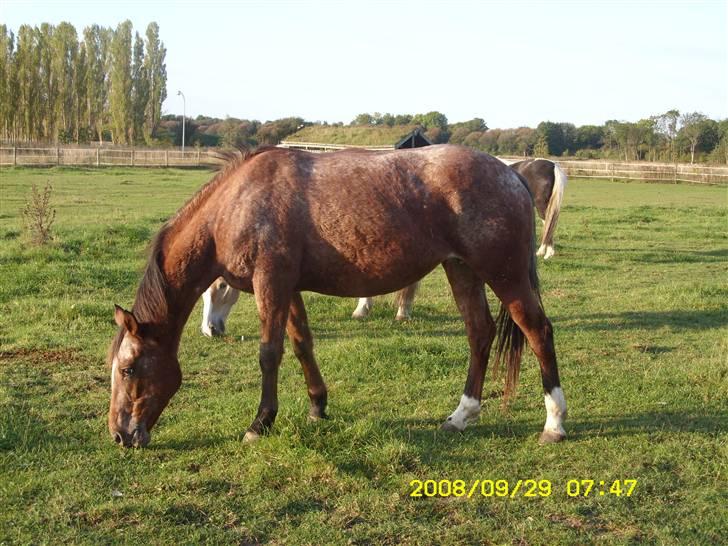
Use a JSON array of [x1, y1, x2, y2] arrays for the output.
[[114, 305, 139, 336]]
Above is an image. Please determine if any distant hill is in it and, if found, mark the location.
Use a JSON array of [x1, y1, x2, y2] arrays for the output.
[[284, 125, 419, 146]]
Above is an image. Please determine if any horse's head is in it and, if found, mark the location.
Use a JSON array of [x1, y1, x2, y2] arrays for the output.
[[108, 305, 181, 448]]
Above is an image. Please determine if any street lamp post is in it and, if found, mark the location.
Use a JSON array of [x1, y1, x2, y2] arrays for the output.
[[177, 90, 186, 153]]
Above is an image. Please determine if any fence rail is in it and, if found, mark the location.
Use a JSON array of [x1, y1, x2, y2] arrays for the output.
[[497, 156, 728, 185], [1, 146, 727, 184], [0, 147, 218, 167]]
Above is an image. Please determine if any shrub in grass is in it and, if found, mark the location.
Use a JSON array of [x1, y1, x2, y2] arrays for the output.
[[20, 182, 56, 245]]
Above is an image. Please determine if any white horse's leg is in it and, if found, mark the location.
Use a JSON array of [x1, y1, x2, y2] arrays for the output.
[[536, 218, 548, 257], [543, 245, 556, 260], [395, 303, 411, 321], [394, 282, 418, 320], [351, 297, 373, 319], [201, 286, 215, 337]]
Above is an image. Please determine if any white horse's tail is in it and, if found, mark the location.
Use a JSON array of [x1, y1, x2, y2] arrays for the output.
[[537, 162, 567, 260]]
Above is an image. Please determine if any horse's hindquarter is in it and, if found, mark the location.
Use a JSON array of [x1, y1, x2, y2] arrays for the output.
[[298, 146, 533, 295], [510, 159, 555, 220]]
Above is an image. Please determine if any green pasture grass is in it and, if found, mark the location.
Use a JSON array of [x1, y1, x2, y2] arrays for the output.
[[0, 166, 726, 545]]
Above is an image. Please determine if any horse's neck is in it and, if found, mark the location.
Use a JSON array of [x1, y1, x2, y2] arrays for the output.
[[156, 221, 219, 346]]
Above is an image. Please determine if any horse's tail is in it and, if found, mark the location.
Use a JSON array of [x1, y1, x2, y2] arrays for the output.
[[537, 161, 568, 259], [493, 218, 543, 400]]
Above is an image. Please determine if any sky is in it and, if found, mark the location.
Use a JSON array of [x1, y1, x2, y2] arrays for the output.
[[2, 0, 726, 128]]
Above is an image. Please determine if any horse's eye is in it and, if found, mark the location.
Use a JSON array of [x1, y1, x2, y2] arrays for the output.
[[121, 368, 135, 378]]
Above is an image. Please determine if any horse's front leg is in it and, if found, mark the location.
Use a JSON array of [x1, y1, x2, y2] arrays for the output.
[[244, 273, 292, 442]]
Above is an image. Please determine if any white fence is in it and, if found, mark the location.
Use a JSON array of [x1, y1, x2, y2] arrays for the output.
[[0, 146, 217, 167], [1, 145, 727, 184], [556, 159, 727, 185]]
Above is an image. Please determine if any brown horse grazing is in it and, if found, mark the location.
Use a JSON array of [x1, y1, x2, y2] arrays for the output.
[[108, 145, 566, 448]]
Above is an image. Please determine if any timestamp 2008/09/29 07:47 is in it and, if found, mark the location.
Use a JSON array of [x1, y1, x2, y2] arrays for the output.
[[408, 479, 638, 499]]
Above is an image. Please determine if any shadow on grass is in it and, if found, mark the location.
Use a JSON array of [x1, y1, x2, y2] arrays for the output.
[[382, 408, 727, 446], [571, 309, 727, 331], [564, 246, 728, 264]]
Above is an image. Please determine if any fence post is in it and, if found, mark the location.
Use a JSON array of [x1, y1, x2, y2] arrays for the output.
[[13, 146, 17, 166], [57, 147, 60, 166], [197, 149, 200, 167], [131, 149, 135, 167], [673, 163, 677, 184], [96, 147, 100, 167], [165, 149, 169, 168]]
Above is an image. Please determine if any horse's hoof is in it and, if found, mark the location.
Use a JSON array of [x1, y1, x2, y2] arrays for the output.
[[308, 411, 328, 422], [351, 311, 367, 319], [440, 420, 463, 432], [395, 314, 410, 321], [538, 430, 565, 444], [243, 430, 261, 443]]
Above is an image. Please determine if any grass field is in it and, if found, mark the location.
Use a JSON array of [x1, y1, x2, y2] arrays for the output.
[[1, 166, 726, 545]]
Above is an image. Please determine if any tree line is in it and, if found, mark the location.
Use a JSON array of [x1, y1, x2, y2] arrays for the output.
[[172, 110, 726, 165], [2, 21, 724, 165], [0, 21, 166, 145], [347, 111, 727, 164]]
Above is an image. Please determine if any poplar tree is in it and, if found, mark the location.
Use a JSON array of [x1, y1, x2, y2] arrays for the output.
[[15, 25, 41, 141], [74, 42, 87, 142], [143, 22, 166, 143], [52, 22, 79, 142], [109, 20, 132, 144], [37, 23, 55, 141], [0, 25, 14, 140], [131, 32, 148, 143], [84, 25, 111, 143]]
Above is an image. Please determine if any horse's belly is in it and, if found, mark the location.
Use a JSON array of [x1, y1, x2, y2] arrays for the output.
[[297, 235, 448, 297]]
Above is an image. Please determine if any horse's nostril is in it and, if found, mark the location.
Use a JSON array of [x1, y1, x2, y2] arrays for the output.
[[114, 432, 123, 444]]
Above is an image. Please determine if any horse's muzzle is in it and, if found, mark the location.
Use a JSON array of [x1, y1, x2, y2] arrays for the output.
[[112, 424, 150, 448]]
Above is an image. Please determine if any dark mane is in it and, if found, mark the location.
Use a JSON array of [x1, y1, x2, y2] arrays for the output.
[[107, 146, 276, 364], [107, 226, 170, 365]]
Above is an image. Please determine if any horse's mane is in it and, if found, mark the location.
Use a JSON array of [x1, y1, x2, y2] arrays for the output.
[[166, 145, 277, 227], [107, 146, 276, 364]]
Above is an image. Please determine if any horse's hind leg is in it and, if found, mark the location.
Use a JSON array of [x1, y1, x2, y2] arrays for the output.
[[441, 259, 496, 432], [286, 292, 328, 420], [493, 279, 566, 444], [534, 204, 550, 258], [395, 282, 419, 321]]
